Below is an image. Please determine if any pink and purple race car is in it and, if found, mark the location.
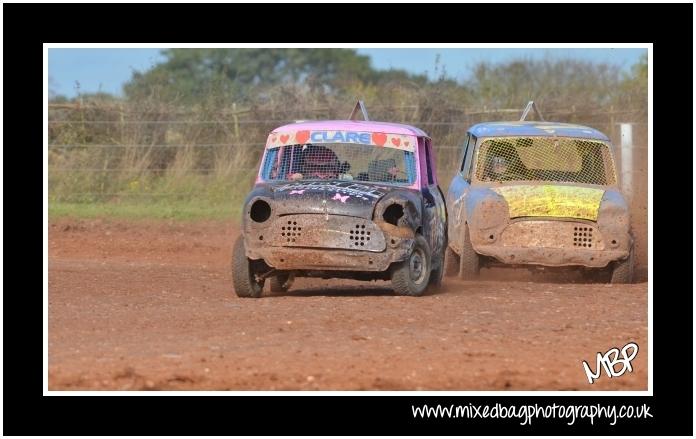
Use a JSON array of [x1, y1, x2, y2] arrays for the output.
[[232, 105, 447, 297]]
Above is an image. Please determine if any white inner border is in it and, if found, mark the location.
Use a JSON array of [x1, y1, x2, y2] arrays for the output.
[[44, 42, 652, 396]]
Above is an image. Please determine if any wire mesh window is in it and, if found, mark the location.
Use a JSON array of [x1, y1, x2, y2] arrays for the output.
[[261, 143, 417, 185], [474, 137, 616, 185]]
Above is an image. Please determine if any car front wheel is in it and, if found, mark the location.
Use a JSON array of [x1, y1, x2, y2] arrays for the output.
[[444, 245, 460, 277], [610, 242, 635, 284], [458, 224, 481, 279], [231, 236, 264, 298], [391, 235, 431, 296]]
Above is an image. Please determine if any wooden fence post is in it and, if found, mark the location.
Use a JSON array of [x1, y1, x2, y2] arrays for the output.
[[232, 102, 240, 139]]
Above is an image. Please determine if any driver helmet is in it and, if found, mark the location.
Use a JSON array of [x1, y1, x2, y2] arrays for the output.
[[491, 156, 509, 175], [302, 145, 339, 179]]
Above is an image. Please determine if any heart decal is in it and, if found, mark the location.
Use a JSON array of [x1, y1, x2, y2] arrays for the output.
[[391, 137, 401, 147], [280, 134, 290, 144], [372, 132, 387, 146], [404, 141, 409, 147], [295, 130, 310, 144]]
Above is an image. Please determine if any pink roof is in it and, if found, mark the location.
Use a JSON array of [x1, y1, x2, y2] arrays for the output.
[[270, 120, 429, 137]]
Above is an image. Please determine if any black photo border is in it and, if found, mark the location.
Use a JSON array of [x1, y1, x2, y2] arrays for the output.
[[4, 2, 692, 436]]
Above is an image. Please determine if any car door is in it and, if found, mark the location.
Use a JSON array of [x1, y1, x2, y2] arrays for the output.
[[446, 132, 477, 254], [419, 137, 447, 267]]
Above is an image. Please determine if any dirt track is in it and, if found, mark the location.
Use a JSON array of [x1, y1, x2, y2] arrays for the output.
[[48, 220, 648, 390]]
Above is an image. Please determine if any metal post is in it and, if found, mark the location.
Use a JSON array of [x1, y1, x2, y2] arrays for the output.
[[619, 123, 633, 202]]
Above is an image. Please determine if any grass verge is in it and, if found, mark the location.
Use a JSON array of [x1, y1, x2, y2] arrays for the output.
[[49, 200, 243, 221]]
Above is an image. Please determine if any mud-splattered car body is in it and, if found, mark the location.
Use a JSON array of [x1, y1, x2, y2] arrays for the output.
[[233, 119, 447, 297], [445, 121, 634, 283]]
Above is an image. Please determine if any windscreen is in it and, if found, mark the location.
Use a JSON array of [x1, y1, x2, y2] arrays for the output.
[[261, 143, 417, 185], [474, 137, 616, 185]]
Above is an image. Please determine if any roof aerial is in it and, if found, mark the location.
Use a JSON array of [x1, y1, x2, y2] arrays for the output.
[[349, 100, 370, 121], [519, 101, 545, 122]]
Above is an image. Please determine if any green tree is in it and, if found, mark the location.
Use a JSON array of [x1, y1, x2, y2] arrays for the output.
[[616, 52, 647, 110], [465, 58, 622, 110], [123, 48, 402, 103]]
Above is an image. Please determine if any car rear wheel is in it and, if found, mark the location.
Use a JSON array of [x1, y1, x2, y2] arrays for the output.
[[610, 242, 635, 284], [458, 224, 480, 279], [428, 240, 447, 290], [270, 273, 294, 293], [231, 236, 264, 298], [391, 235, 431, 296]]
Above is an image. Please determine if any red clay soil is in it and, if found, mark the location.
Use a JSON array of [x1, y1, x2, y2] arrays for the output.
[[48, 219, 648, 390]]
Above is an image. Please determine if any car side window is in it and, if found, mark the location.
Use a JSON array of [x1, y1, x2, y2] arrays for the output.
[[424, 138, 435, 185], [459, 133, 471, 173], [462, 135, 477, 181]]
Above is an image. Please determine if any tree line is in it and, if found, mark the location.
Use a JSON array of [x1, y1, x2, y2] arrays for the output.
[[50, 49, 647, 113]]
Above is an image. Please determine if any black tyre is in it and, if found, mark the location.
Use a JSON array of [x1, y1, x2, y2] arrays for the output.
[[458, 224, 480, 279], [391, 235, 431, 296], [444, 245, 460, 277], [428, 242, 446, 290], [231, 236, 264, 298], [610, 242, 635, 284], [270, 273, 294, 293]]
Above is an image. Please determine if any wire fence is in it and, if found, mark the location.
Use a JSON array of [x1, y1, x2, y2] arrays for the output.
[[48, 104, 648, 202], [48, 102, 649, 271]]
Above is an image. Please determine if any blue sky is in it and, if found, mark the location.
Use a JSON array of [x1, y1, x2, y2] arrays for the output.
[[48, 47, 647, 98]]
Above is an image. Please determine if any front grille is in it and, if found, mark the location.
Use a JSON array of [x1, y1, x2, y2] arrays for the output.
[[500, 220, 604, 250], [349, 223, 372, 247], [572, 226, 594, 248], [280, 220, 302, 243], [268, 214, 386, 252]]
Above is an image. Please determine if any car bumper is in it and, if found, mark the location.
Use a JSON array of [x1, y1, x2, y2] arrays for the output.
[[471, 219, 630, 268], [475, 245, 629, 268], [244, 214, 414, 271]]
